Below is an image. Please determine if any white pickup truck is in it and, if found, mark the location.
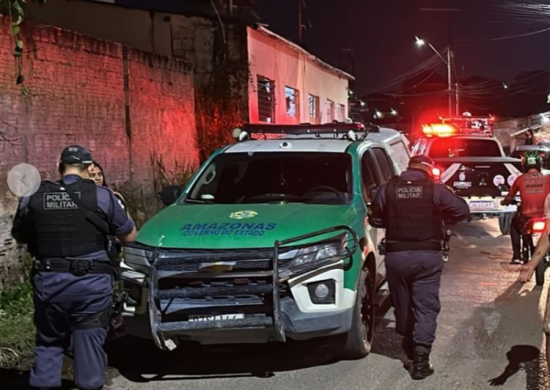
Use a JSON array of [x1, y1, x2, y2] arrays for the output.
[[412, 132, 522, 234]]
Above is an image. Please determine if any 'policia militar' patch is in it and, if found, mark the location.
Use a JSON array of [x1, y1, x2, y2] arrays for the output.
[[43, 192, 81, 210], [396, 185, 423, 199]]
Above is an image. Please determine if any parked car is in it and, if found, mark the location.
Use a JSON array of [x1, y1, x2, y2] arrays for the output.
[[118, 122, 411, 360], [510, 144, 550, 175]]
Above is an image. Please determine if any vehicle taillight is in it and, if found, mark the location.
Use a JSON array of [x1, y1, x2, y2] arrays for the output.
[[532, 221, 546, 233]]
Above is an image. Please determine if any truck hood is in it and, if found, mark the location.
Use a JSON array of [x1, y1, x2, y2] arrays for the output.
[[136, 203, 357, 250]]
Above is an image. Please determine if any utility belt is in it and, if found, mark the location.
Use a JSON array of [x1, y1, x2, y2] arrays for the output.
[[33, 258, 114, 277], [385, 240, 442, 253]]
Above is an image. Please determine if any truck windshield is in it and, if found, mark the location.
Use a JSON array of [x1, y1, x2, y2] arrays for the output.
[[429, 138, 502, 158], [184, 152, 353, 205]]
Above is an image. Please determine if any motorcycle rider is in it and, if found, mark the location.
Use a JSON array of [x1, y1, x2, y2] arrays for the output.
[[502, 150, 550, 264]]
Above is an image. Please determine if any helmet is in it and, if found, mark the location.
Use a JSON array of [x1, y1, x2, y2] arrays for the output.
[[522, 150, 543, 172]]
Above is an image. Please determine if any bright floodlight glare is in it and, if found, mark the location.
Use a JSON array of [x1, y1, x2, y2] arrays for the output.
[[415, 36, 425, 46], [376, 110, 383, 118], [391, 109, 398, 116]]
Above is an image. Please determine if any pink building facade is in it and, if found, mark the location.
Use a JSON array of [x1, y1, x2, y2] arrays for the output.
[[247, 26, 354, 125]]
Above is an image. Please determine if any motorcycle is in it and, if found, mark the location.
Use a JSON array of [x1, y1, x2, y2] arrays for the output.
[[503, 199, 549, 286]]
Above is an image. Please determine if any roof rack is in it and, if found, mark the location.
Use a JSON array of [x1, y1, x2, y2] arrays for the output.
[[232, 122, 380, 142]]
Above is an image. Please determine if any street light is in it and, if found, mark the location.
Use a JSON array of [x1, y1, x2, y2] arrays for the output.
[[415, 36, 455, 116], [415, 36, 426, 46]]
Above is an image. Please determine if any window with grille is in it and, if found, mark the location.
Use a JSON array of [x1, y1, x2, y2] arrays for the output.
[[327, 100, 335, 122], [285, 86, 299, 118], [338, 104, 346, 121], [308, 94, 319, 123], [257, 76, 275, 123]]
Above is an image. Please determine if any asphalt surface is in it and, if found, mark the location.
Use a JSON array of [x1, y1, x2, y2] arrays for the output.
[[107, 219, 550, 390], [3, 219, 548, 389]]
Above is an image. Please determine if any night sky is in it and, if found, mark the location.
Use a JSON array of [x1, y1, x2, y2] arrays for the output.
[[256, 0, 550, 95]]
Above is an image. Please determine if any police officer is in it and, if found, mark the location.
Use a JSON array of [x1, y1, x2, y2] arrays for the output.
[[370, 154, 469, 380], [11, 145, 137, 390]]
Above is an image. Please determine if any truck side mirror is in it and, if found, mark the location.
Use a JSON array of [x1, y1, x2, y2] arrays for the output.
[[159, 185, 182, 206]]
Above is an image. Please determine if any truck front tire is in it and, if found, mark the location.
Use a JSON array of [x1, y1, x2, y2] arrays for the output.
[[334, 268, 375, 360]]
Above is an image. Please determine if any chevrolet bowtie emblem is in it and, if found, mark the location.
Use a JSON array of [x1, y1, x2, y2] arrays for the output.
[[199, 261, 236, 272]]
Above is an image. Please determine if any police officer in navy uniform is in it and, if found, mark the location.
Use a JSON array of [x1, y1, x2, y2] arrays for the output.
[[11, 145, 137, 390], [370, 154, 469, 380]]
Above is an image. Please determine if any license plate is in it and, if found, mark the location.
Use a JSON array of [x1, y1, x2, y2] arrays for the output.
[[470, 201, 495, 209], [188, 313, 244, 322]]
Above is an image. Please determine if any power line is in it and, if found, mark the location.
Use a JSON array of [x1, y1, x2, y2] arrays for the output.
[[361, 52, 443, 95], [457, 25, 550, 47]]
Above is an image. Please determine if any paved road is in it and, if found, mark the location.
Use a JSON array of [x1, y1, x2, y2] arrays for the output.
[[105, 220, 550, 389]]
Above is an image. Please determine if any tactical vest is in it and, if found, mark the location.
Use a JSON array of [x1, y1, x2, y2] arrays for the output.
[[28, 179, 107, 259], [384, 174, 443, 252]]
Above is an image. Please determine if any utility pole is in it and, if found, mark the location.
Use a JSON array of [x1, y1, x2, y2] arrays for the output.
[[447, 48, 452, 117], [298, 0, 303, 44], [420, 7, 461, 116]]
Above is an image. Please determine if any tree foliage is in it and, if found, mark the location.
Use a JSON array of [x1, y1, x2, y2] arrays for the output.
[[1, 0, 47, 92]]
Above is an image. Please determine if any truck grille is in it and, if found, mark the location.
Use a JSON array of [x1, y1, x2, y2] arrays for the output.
[[151, 249, 289, 326]]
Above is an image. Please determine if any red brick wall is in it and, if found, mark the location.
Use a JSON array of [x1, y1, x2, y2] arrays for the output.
[[0, 16, 198, 288], [127, 50, 197, 186]]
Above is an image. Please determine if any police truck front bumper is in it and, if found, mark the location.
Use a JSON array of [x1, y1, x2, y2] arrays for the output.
[[119, 227, 358, 349]]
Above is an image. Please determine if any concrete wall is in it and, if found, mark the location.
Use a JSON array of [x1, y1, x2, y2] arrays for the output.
[[0, 16, 198, 289], [247, 27, 350, 125], [27, 0, 174, 57], [26, 0, 250, 91]]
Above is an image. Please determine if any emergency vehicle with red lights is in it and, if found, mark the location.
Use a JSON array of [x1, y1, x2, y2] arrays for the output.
[[411, 122, 522, 234], [439, 114, 495, 136]]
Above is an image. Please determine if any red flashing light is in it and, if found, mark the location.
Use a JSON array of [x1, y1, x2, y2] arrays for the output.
[[422, 123, 458, 137], [432, 167, 441, 178]]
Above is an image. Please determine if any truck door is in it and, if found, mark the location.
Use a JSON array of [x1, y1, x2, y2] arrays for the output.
[[361, 147, 395, 285]]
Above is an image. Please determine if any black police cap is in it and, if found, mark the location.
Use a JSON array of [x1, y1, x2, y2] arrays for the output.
[[59, 145, 93, 165]]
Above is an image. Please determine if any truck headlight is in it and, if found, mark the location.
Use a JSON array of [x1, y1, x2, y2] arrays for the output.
[[279, 236, 347, 272], [122, 244, 155, 277], [292, 242, 342, 267]]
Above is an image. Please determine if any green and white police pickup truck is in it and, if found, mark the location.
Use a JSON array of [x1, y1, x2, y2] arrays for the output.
[[118, 122, 411, 360]]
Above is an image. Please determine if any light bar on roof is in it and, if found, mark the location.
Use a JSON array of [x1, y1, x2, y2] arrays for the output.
[[422, 123, 458, 137], [239, 122, 375, 136]]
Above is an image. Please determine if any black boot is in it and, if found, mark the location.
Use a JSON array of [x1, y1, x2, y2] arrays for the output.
[[411, 351, 434, 380]]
